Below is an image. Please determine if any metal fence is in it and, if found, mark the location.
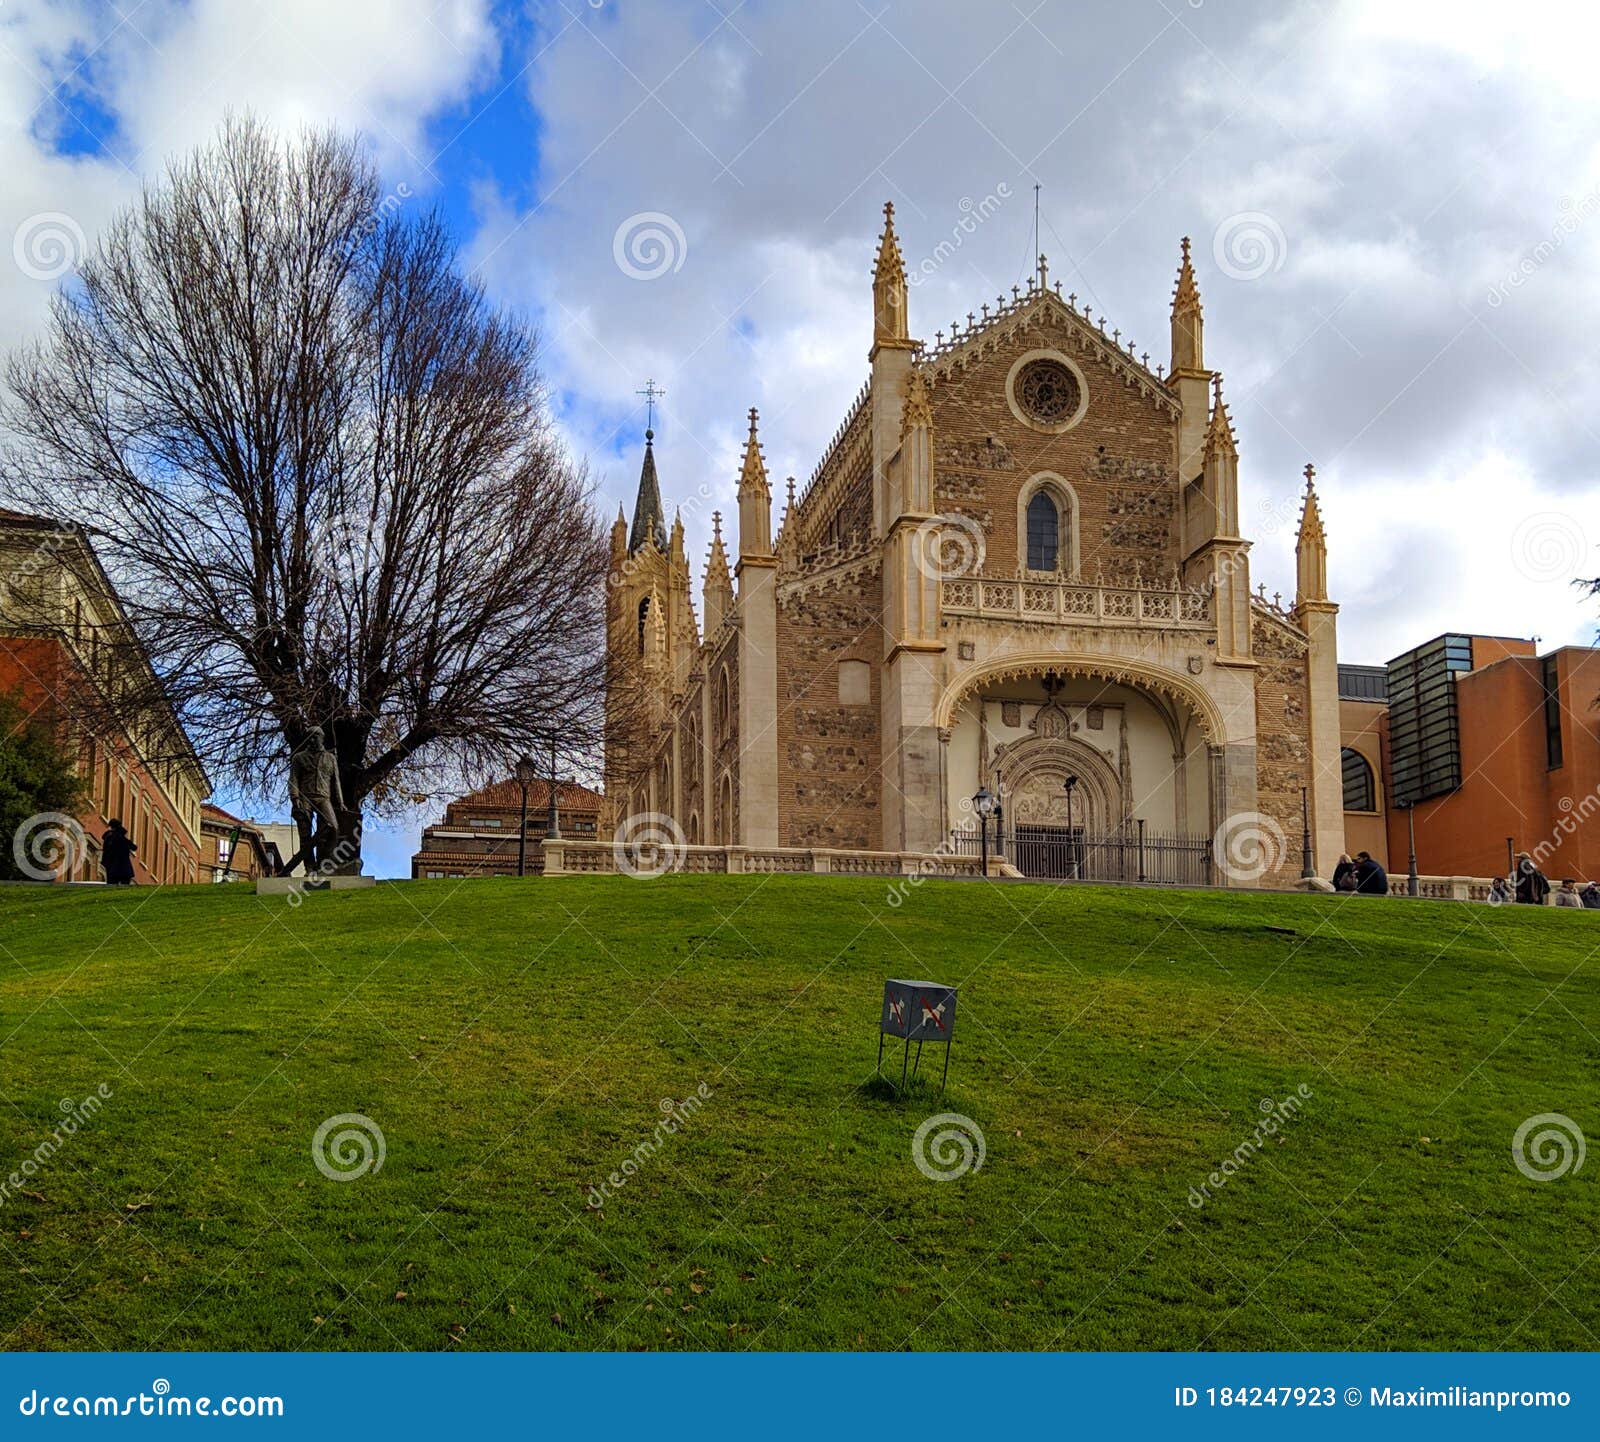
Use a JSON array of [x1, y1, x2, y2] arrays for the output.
[[951, 821, 1214, 886]]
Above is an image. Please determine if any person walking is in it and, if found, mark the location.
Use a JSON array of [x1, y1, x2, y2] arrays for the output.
[[1514, 852, 1550, 906], [1554, 878, 1584, 908], [1331, 853, 1357, 892], [1353, 850, 1389, 895], [101, 819, 136, 885]]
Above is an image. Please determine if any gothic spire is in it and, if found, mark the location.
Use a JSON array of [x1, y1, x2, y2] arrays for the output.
[[1204, 373, 1237, 459], [1296, 463, 1329, 605], [627, 428, 668, 554], [872, 201, 910, 350], [703, 510, 734, 632], [736, 407, 773, 558], [1170, 235, 1205, 375]]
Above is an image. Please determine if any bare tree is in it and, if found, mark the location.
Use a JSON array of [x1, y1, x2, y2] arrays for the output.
[[3, 115, 612, 873]]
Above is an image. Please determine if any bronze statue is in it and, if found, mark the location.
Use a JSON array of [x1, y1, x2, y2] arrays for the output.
[[284, 730, 344, 874]]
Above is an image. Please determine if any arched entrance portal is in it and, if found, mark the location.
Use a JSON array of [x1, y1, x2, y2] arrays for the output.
[[941, 659, 1222, 885]]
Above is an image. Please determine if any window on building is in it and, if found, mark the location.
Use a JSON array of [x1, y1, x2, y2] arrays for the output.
[[1341, 748, 1376, 811], [1026, 491, 1059, 571], [637, 596, 651, 654], [1543, 654, 1563, 769]]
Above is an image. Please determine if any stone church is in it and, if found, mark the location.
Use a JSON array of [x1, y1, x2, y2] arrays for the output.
[[603, 205, 1342, 886]]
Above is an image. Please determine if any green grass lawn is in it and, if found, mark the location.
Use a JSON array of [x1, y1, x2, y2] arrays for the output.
[[0, 874, 1595, 1352]]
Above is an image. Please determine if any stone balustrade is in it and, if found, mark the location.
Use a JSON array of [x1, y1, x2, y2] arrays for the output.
[[940, 574, 1211, 628], [541, 840, 984, 878]]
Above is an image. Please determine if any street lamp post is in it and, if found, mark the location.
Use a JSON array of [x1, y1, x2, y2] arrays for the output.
[[514, 753, 538, 877], [1400, 800, 1419, 897], [973, 786, 993, 875], [1299, 785, 1314, 879], [1063, 775, 1079, 880], [545, 732, 561, 840]]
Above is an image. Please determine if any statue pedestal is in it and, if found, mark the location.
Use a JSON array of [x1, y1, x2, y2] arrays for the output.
[[257, 875, 377, 896]]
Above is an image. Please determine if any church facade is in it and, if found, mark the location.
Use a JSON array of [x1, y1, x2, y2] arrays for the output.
[[603, 206, 1343, 886]]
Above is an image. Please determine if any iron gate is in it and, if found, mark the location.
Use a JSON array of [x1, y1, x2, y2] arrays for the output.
[[952, 822, 1213, 886]]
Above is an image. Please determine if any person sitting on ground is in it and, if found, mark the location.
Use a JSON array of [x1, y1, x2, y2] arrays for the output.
[[100, 819, 136, 885], [1487, 876, 1511, 905], [1331, 852, 1357, 892], [1581, 880, 1600, 910], [1353, 850, 1389, 895], [1514, 852, 1550, 905], [1554, 878, 1584, 908]]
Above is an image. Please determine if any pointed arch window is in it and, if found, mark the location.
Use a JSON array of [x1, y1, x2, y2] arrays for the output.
[[637, 596, 650, 654], [1026, 492, 1059, 572]]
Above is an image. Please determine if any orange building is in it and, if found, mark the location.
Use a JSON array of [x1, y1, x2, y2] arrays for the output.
[[1, 510, 208, 885], [1339, 634, 1600, 883], [411, 777, 603, 878]]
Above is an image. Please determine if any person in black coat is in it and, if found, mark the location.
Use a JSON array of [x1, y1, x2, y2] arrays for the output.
[[1353, 851, 1388, 895], [101, 820, 136, 885], [1514, 852, 1550, 906], [1331, 853, 1356, 892]]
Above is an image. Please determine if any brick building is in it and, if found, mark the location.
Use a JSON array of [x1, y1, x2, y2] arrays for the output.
[[1, 510, 208, 885], [603, 207, 1346, 885], [1339, 634, 1600, 882], [411, 778, 603, 878], [199, 803, 283, 882]]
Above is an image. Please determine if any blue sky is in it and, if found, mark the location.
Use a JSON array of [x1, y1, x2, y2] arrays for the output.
[[6, 0, 1600, 875]]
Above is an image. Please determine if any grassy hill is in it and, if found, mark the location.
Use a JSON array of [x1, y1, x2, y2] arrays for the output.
[[0, 874, 1595, 1351]]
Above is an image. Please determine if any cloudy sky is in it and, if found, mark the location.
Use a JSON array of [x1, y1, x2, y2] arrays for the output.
[[4, 0, 1599, 873]]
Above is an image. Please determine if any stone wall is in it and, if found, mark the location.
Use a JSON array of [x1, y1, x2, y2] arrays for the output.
[[775, 559, 885, 849], [1252, 612, 1314, 886], [712, 635, 739, 844], [929, 313, 1178, 583]]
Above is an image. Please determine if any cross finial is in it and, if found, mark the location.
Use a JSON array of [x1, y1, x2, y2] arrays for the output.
[[1038, 252, 1049, 287], [637, 378, 666, 431], [747, 406, 759, 436], [1303, 462, 1316, 489], [1181, 235, 1191, 261]]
